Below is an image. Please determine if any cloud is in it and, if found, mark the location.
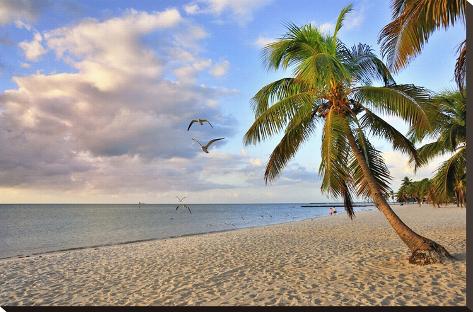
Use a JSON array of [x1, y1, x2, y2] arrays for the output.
[[0, 0, 50, 25], [309, 21, 335, 35], [210, 60, 229, 77], [174, 58, 212, 83], [0, 8, 241, 196], [318, 22, 335, 34], [0, 6, 325, 203], [183, 0, 272, 24], [184, 3, 200, 15], [14, 20, 33, 31], [19, 32, 47, 61], [382, 150, 450, 191], [309, 3, 365, 36], [344, 4, 365, 30], [254, 36, 274, 48]]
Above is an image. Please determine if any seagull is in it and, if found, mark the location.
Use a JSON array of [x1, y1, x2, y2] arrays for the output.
[[187, 119, 213, 131], [176, 204, 192, 214], [192, 137, 225, 153]]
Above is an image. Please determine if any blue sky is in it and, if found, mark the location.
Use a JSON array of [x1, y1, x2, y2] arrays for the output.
[[0, 0, 465, 203]]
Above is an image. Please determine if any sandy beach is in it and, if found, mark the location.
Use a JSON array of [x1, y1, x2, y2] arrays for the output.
[[0, 204, 466, 306]]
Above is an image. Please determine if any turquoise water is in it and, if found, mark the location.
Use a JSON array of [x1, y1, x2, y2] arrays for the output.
[[0, 203, 375, 259]]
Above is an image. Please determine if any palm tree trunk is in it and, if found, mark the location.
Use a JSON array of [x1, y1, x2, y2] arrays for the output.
[[346, 130, 453, 265]]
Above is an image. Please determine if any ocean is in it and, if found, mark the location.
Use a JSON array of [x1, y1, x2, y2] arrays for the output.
[[0, 203, 375, 259]]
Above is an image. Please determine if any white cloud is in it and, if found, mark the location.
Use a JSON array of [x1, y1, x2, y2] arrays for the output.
[[309, 3, 365, 36], [14, 20, 32, 31], [174, 58, 212, 83], [184, 3, 200, 15], [0, 8, 240, 198], [183, 0, 272, 24], [210, 60, 229, 77], [309, 21, 335, 35], [19, 32, 46, 61], [0, 6, 328, 203], [249, 158, 262, 166], [383, 150, 450, 192], [344, 5, 365, 30], [254, 36, 274, 48], [318, 22, 335, 35], [0, 0, 49, 25], [40, 8, 182, 90]]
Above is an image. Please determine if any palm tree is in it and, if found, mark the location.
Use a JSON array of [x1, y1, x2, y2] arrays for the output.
[[244, 5, 452, 265], [412, 91, 466, 207], [400, 177, 412, 188], [378, 0, 466, 91]]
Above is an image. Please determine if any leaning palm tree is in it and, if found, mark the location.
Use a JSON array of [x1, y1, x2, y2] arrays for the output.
[[411, 91, 466, 206], [378, 0, 466, 91], [244, 5, 452, 265]]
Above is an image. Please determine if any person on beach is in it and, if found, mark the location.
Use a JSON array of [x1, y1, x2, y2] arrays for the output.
[[329, 207, 333, 215], [333, 208, 337, 214]]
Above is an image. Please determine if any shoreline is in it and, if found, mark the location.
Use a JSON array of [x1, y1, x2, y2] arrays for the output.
[[0, 207, 376, 262], [0, 204, 465, 305]]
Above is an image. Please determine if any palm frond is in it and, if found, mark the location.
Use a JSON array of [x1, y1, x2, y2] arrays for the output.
[[352, 84, 432, 133], [264, 104, 317, 183], [243, 91, 315, 145], [431, 146, 466, 200], [410, 90, 465, 151], [455, 39, 466, 93], [349, 126, 392, 198], [319, 108, 352, 197], [415, 141, 450, 167], [261, 22, 350, 89], [294, 51, 349, 85], [360, 108, 420, 167], [263, 23, 327, 71], [379, 0, 466, 71], [338, 43, 395, 86], [340, 181, 355, 219], [251, 78, 308, 117], [333, 4, 353, 39]]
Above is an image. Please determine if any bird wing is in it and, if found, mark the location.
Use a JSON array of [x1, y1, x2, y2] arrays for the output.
[[192, 137, 203, 147], [187, 120, 197, 131], [176, 205, 180, 211], [206, 137, 224, 148], [203, 120, 213, 128], [185, 205, 192, 214]]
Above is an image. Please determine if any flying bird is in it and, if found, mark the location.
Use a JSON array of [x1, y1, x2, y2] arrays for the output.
[[187, 119, 213, 131], [176, 204, 192, 214], [176, 196, 186, 202], [192, 137, 225, 153]]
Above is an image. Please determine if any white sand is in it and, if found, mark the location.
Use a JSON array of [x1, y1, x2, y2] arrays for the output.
[[0, 204, 466, 306]]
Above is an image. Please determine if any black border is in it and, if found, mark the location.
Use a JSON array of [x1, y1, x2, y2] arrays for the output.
[[2, 2, 473, 312]]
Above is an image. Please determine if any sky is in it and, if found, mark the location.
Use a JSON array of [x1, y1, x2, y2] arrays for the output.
[[0, 0, 466, 203]]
